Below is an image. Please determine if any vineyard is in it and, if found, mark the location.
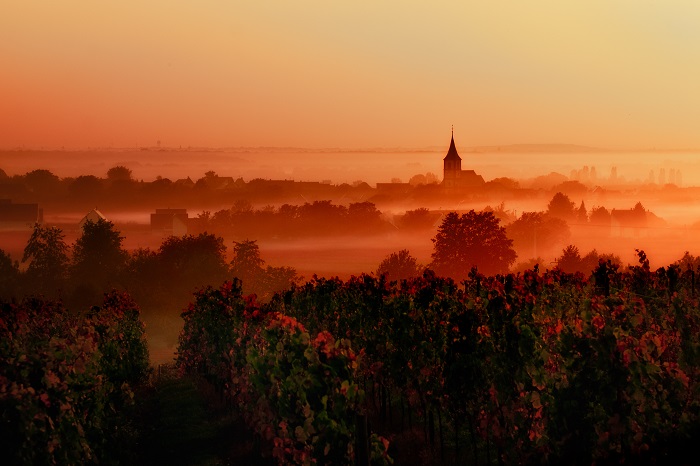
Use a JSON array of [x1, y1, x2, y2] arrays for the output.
[[2, 253, 698, 465], [0, 292, 150, 465], [178, 254, 699, 465]]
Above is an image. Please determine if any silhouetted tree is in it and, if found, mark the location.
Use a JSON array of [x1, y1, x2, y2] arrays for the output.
[[121, 248, 160, 304], [408, 174, 427, 186], [556, 246, 621, 275], [230, 240, 265, 285], [674, 251, 700, 271], [633, 202, 646, 215], [511, 257, 547, 274], [230, 239, 297, 299], [589, 206, 611, 225], [547, 192, 576, 221], [557, 245, 582, 273], [576, 201, 588, 224], [158, 233, 229, 298], [486, 177, 520, 190], [24, 169, 61, 200], [230, 239, 266, 295], [400, 208, 436, 230], [0, 249, 20, 299], [107, 165, 133, 182], [348, 202, 383, 231], [69, 219, 128, 307], [430, 210, 516, 279], [22, 224, 70, 295], [261, 264, 298, 300], [377, 249, 421, 281], [69, 175, 103, 199], [507, 212, 570, 258]]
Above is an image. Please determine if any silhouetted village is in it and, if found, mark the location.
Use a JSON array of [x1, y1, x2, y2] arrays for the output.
[[3, 133, 700, 330]]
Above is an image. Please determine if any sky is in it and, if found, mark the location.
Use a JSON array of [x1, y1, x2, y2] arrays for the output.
[[2, 1, 700, 150]]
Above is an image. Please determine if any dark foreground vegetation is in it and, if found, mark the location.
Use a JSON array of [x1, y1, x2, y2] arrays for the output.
[[178, 255, 699, 465], [0, 292, 149, 464], [2, 253, 699, 464], [2, 207, 699, 464]]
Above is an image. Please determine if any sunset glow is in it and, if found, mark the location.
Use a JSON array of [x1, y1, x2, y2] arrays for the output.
[[3, 1, 700, 150], [4, 3, 700, 464]]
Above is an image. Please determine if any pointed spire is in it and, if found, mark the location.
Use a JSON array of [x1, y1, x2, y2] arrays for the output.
[[444, 127, 461, 161]]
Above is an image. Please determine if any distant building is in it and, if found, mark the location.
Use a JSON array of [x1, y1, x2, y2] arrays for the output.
[[376, 182, 412, 194], [442, 130, 485, 188], [0, 199, 42, 230], [174, 177, 195, 188], [151, 208, 188, 236], [79, 208, 108, 230], [199, 175, 235, 190], [611, 204, 647, 237]]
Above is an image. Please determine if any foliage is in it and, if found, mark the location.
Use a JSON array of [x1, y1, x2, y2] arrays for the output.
[[157, 233, 229, 299], [231, 239, 298, 300], [431, 210, 516, 278], [230, 240, 265, 287], [557, 246, 622, 275], [0, 292, 149, 465], [589, 206, 612, 226], [557, 244, 583, 273], [176, 280, 389, 465], [399, 207, 436, 230], [507, 211, 570, 257], [72, 219, 128, 290], [22, 224, 70, 295], [266, 260, 699, 465], [0, 249, 20, 300], [376, 249, 422, 282], [547, 192, 576, 220], [106, 165, 133, 182]]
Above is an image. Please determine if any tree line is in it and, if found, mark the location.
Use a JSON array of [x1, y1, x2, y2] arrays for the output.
[[0, 219, 298, 309]]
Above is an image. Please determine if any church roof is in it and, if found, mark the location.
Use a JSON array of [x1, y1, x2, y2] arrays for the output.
[[443, 133, 462, 162]]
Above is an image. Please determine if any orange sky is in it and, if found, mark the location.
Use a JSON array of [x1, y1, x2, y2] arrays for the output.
[[2, 1, 700, 150]]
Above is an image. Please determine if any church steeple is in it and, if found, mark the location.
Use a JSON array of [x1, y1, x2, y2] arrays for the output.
[[441, 127, 485, 189], [443, 128, 462, 188], [443, 127, 461, 162]]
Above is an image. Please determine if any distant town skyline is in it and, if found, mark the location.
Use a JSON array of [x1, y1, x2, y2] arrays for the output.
[[2, 2, 700, 150]]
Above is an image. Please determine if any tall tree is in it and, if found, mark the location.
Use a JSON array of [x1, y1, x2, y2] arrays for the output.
[[230, 240, 297, 299], [72, 219, 128, 292], [547, 192, 576, 221], [576, 201, 588, 224], [0, 249, 20, 299], [157, 233, 229, 298], [507, 212, 570, 259], [106, 165, 133, 182], [230, 240, 266, 293], [430, 210, 516, 279], [377, 249, 421, 281], [22, 224, 70, 295], [557, 245, 582, 273]]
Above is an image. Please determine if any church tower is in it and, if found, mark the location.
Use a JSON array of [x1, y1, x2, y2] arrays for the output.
[[443, 128, 462, 188]]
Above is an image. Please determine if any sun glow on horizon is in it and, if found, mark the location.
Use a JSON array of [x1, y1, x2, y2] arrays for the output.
[[2, 1, 700, 150]]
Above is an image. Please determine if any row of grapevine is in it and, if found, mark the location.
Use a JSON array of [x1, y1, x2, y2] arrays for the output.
[[265, 258, 699, 464], [176, 279, 392, 465], [0, 292, 150, 465]]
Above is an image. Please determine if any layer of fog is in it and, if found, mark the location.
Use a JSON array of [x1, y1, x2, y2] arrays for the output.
[[3, 148, 700, 187]]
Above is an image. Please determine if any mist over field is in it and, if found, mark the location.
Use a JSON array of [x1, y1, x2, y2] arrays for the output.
[[4, 145, 700, 270], [4, 1, 700, 463], [3, 146, 700, 187]]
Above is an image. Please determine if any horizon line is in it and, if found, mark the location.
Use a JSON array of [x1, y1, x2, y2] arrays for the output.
[[2, 143, 699, 153]]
